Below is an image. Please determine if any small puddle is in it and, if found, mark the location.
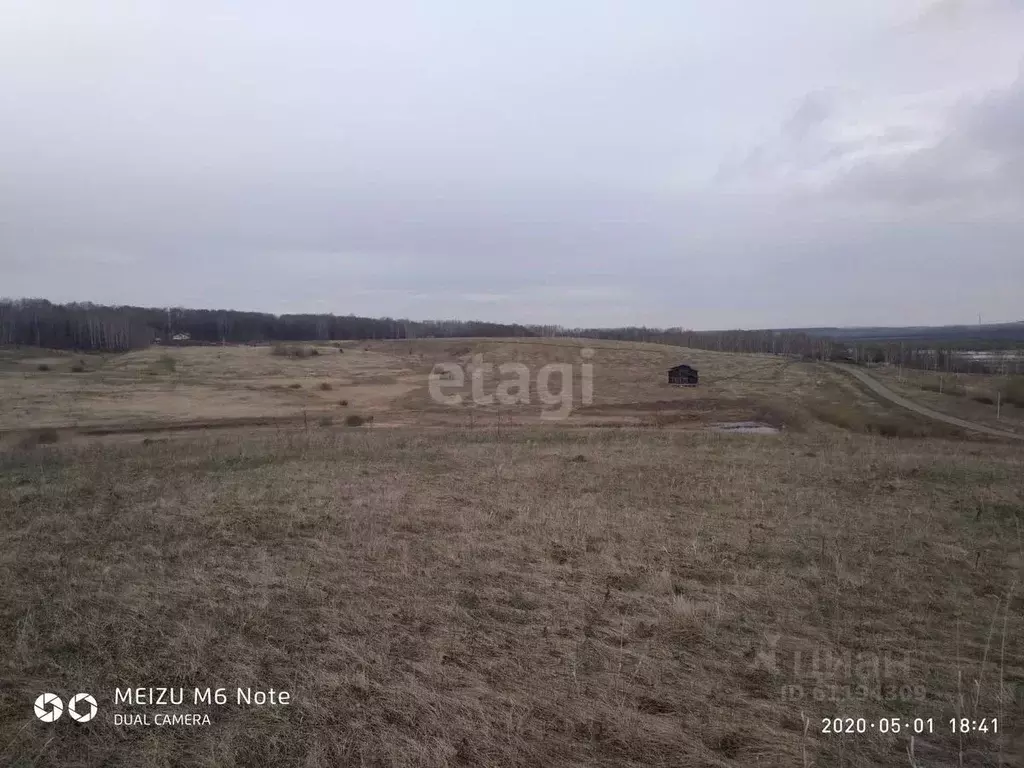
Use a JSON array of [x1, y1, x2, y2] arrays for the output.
[[710, 421, 780, 435]]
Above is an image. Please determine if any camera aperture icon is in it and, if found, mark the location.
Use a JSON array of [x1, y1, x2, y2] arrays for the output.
[[34, 693, 63, 722], [68, 693, 98, 722], [33, 692, 97, 723]]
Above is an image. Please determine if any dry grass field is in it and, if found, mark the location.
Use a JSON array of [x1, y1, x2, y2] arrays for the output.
[[865, 366, 1024, 437], [1, 340, 1022, 767]]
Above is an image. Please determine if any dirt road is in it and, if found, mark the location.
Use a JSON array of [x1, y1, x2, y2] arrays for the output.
[[831, 363, 1024, 441]]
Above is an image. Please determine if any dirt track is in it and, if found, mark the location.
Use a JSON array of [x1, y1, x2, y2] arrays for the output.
[[831, 363, 1024, 441]]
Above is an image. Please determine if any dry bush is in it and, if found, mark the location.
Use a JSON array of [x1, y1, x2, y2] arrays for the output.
[[919, 376, 965, 396], [36, 363, 50, 371], [288, 383, 302, 389], [1000, 376, 1024, 407], [338, 399, 349, 407], [318, 382, 333, 391], [16, 427, 59, 449], [271, 344, 313, 359], [972, 394, 995, 405], [752, 401, 803, 431], [318, 416, 333, 427], [808, 402, 960, 438], [344, 414, 372, 426], [148, 353, 177, 374], [808, 402, 865, 431], [70, 363, 86, 373]]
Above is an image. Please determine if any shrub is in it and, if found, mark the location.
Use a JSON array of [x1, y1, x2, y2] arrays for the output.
[[339, 348, 345, 354], [345, 414, 372, 427], [318, 382, 333, 391], [865, 418, 925, 438], [70, 363, 86, 373], [271, 344, 312, 359], [1000, 377, 1024, 408], [338, 399, 349, 407], [808, 403, 864, 431], [37, 363, 50, 371], [972, 395, 995, 405], [318, 416, 333, 427], [288, 382, 302, 389], [920, 377, 965, 396], [310, 348, 320, 356], [19, 428, 60, 449]]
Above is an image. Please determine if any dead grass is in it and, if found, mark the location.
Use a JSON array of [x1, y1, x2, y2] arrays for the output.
[[0, 344, 418, 432], [1002, 377, 1024, 408], [272, 343, 314, 358], [807, 401, 966, 439], [0, 426, 1021, 766], [867, 367, 1024, 436]]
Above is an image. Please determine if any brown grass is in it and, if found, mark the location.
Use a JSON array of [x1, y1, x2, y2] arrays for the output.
[[0, 426, 1021, 766], [271, 343, 314, 359], [1002, 377, 1024, 408], [0, 344, 419, 432], [866, 367, 1024, 437]]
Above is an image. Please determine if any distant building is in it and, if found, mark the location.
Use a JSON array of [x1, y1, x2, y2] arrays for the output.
[[171, 332, 191, 342], [667, 364, 699, 386]]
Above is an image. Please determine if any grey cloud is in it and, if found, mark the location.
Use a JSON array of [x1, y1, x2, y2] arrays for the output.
[[1, 2, 1022, 328], [832, 73, 1024, 207]]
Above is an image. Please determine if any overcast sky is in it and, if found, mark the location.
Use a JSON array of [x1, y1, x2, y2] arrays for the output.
[[1, 1, 1022, 329]]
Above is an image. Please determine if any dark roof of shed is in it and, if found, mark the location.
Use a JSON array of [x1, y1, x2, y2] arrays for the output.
[[667, 364, 697, 373]]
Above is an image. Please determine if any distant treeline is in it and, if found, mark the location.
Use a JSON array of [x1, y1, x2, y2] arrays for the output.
[[0, 299, 537, 351], [786, 323, 1024, 346], [551, 325, 1023, 374], [1, 298, 1021, 375]]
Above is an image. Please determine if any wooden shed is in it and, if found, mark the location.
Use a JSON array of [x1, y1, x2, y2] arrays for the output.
[[667, 364, 699, 386]]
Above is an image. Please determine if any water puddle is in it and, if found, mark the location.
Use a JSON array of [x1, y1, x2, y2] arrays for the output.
[[710, 421, 780, 435]]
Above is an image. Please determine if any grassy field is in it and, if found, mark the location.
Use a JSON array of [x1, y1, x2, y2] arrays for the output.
[[1, 340, 1022, 766], [866, 366, 1024, 437], [0, 339, 986, 439]]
